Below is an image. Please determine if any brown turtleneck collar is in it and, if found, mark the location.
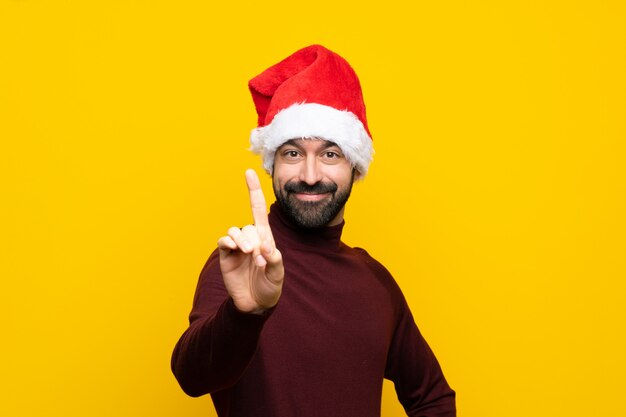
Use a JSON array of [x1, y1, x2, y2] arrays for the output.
[[267, 202, 345, 250]]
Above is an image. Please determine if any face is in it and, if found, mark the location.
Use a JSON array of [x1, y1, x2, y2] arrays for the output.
[[272, 138, 356, 229]]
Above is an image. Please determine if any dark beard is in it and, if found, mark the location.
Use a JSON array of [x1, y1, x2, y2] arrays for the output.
[[273, 175, 354, 229]]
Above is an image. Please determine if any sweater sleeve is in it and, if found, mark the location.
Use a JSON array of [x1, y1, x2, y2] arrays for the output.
[[171, 250, 272, 397], [385, 294, 456, 417]]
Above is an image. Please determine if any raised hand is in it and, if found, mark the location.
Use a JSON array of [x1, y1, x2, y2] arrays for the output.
[[217, 169, 284, 314]]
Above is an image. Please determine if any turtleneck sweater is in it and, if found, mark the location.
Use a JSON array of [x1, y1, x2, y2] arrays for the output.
[[171, 203, 455, 417]]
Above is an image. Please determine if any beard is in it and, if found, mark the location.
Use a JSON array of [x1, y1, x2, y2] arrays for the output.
[[273, 173, 355, 229]]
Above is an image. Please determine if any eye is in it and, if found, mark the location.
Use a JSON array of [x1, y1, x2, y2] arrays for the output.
[[323, 151, 342, 160], [282, 150, 300, 159]]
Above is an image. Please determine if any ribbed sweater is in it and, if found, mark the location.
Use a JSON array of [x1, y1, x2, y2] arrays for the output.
[[172, 203, 455, 416]]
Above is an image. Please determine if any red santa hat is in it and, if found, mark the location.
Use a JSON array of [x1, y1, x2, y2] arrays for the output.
[[248, 44, 374, 176]]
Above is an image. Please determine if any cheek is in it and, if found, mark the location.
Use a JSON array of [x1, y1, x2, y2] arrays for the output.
[[272, 167, 290, 191], [273, 164, 300, 184], [327, 164, 354, 187]]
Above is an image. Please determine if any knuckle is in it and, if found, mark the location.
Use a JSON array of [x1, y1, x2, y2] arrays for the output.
[[241, 224, 256, 233], [217, 236, 233, 250], [227, 226, 241, 236]]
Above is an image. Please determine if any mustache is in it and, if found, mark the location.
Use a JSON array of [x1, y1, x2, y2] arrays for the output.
[[284, 181, 338, 194]]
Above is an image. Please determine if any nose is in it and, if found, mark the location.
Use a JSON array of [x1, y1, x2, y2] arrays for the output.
[[299, 155, 323, 185]]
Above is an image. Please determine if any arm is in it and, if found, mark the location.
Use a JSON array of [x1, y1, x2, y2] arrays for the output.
[[385, 297, 456, 417], [170, 252, 273, 396], [171, 169, 284, 397]]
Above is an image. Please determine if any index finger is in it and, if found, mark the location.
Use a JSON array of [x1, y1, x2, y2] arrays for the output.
[[245, 169, 270, 231]]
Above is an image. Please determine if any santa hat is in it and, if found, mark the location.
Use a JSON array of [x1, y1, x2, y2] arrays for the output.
[[248, 44, 374, 175]]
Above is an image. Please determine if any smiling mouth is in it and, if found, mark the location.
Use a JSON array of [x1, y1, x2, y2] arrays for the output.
[[293, 192, 330, 202]]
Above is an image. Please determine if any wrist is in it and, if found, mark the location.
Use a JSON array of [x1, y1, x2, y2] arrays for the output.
[[248, 307, 271, 316], [231, 298, 276, 316]]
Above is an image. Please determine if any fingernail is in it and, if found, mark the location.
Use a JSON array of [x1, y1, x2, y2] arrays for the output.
[[255, 255, 267, 267], [242, 242, 252, 252]]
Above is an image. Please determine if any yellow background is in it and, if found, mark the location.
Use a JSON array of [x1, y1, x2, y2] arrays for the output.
[[1, 1, 625, 416]]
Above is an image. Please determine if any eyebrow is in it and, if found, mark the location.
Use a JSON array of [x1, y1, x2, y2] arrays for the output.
[[320, 141, 340, 150]]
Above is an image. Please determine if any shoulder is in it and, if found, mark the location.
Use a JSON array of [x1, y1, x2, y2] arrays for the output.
[[349, 246, 406, 296], [351, 246, 390, 275]]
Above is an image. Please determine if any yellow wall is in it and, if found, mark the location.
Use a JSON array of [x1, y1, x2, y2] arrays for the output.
[[2, 1, 625, 416]]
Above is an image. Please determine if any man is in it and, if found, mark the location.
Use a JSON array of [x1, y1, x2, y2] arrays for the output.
[[171, 45, 456, 417]]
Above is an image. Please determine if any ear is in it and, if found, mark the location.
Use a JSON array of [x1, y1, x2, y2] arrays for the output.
[[352, 168, 364, 182]]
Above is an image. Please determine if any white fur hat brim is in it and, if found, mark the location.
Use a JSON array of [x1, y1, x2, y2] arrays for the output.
[[250, 102, 374, 175]]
